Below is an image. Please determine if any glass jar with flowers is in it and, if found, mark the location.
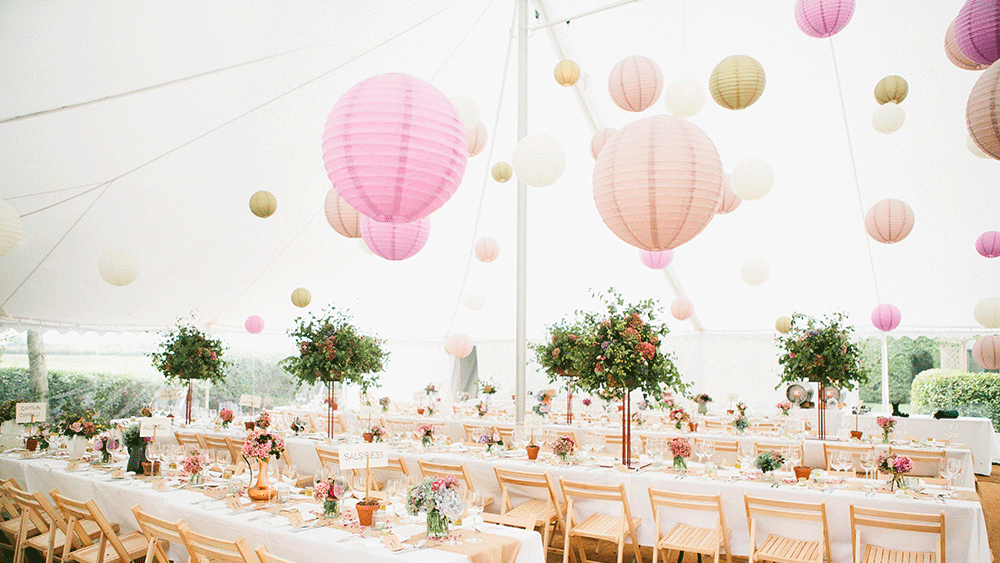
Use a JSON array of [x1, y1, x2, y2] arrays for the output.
[[776, 401, 792, 416], [755, 451, 785, 481], [183, 450, 206, 485], [406, 476, 464, 539], [551, 435, 575, 462], [876, 416, 895, 444], [241, 428, 286, 501], [219, 408, 234, 429], [669, 407, 690, 431], [475, 402, 488, 418], [669, 437, 690, 471], [478, 431, 504, 454], [694, 394, 712, 415], [314, 477, 348, 518], [878, 453, 913, 491], [91, 434, 119, 465], [418, 424, 434, 448], [379, 397, 390, 413]]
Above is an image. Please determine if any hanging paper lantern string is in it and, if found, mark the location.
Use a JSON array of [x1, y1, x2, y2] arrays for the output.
[[512, 135, 566, 187], [449, 95, 480, 135], [775, 316, 793, 334], [794, 0, 855, 38], [875, 76, 908, 105], [468, 121, 487, 157], [491, 162, 513, 183], [324, 188, 361, 238], [741, 258, 769, 286], [463, 290, 486, 311], [945, 19, 989, 71], [955, 1, 1000, 66], [664, 78, 706, 118], [730, 159, 774, 201], [590, 128, 618, 160], [872, 102, 905, 134], [871, 304, 901, 332], [716, 174, 742, 214], [608, 55, 663, 112]]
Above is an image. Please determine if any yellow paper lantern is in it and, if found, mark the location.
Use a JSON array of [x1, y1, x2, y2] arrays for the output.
[[98, 249, 139, 286], [554, 60, 581, 87], [291, 287, 311, 308], [874, 75, 908, 105], [0, 199, 22, 257], [775, 316, 793, 334], [709, 55, 766, 110], [249, 190, 277, 218], [491, 162, 512, 183]]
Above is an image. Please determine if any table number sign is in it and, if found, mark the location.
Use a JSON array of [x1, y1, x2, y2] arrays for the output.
[[159, 389, 181, 401], [238, 394, 262, 408], [15, 403, 46, 423], [358, 405, 378, 421], [338, 443, 388, 470], [140, 417, 172, 438]]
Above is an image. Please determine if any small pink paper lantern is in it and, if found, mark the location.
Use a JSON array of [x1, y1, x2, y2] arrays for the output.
[[946, 19, 989, 71], [590, 127, 618, 160], [245, 316, 264, 334], [360, 216, 430, 261], [972, 335, 1000, 370], [468, 121, 487, 157], [670, 297, 694, 321], [322, 73, 468, 223], [976, 231, 1000, 258], [865, 198, 914, 244], [608, 56, 663, 112], [593, 115, 724, 251], [716, 174, 741, 214], [474, 237, 500, 262], [956, 0, 1000, 66], [448, 333, 474, 359], [324, 188, 361, 238], [639, 249, 674, 269], [871, 304, 901, 332], [794, 0, 855, 38], [967, 62, 1000, 160]]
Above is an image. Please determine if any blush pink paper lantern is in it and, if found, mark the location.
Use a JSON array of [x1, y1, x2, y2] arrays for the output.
[[871, 304, 901, 332], [359, 216, 430, 261], [245, 316, 264, 334], [865, 199, 914, 244], [956, 0, 1000, 66], [976, 231, 1000, 257], [794, 0, 855, 38], [639, 249, 674, 269], [468, 121, 487, 157], [716, 174, 741, 214], [972, 335, 1000, 369], [593, 115, 724, 251], [474, 237, 500, 262], [448, 333, 474, 359], [946, 19, 989, 70], [322, 73, 468, 223], [324, 188, 361, 238], [590, 128, 618, 160], [967, 62, 1000, 159], [608, 56, 663, 112], [670, 297, 694, 321]]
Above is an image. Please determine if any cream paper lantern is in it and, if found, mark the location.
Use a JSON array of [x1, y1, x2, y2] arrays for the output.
[[872, 102, 905, 134], [474, 237, 500, 262], [670, 297, 694, 320], [865, 198, 914, 244], [741, 258, 769, 285], [608, 55, 663, 112], [447, 333, 474, 358], [716, 174, 742, 214], [0, 199, 22, 257], [491, 162, 513, 183], [324, 187, 361, 238], [554, 60, 581, 86], [974, 296, 1000, 328], [775, 316, 793, 334], [972, 335, 1000, 370], [291, 288, 311, 308], [98, 249, 139, 286], [590, 127, 618, 160], [874, 76, 908, 105], [359, 238, 375, 255], [945, 19, 989, 71], [468, 121, 487, 157], [967, 61, 1000, 159], [512, 134, 566, 187], [730, 158, 774, 201], [967, 134, 991, 158], [664, 78, 706, 118], [709, 55, 766, 110], [463, 289, 486, 311], [449, 95, 479, 135], [249, 190, 277, 218]]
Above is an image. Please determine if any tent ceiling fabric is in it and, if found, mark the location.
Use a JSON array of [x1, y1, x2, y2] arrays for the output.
[[0, 0, 997, 341]]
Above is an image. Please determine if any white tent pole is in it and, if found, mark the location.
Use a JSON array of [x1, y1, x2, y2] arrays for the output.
[[515, 0, 528, 427], [880, 334, 890, 414]]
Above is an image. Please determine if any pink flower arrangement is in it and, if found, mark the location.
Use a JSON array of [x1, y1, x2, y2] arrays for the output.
[[240, 429, 285, 461], [551, 436, 575, 457], [876, 416, 895, 430], [182, 452, 204, 475], [582, 398, 592, 407], [219, 408, 234, 423], [256, 412, 271, 429], [877, 453, 913, 490], [313, 477, 347, 502], [670, 437, 691, 458], [776, 401, 792, 414], [637, 342, 656, 361]]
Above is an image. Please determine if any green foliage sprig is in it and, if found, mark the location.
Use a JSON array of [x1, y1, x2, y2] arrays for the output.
[[775, 312, 868, 391], [150, 322, 228, 384], [0, 399, 24, 423]]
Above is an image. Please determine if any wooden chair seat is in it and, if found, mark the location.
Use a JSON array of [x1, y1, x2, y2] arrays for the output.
[[659, 523, 721, 554], [65, 531, 147, 563], [755, 534, 821, 563], [850, 506, 944, 563], [26, 520, 106, 555], [505, 498, 553, 524], [1, 516, 40, 541], [861, 545, 935, 563], [572, 513, 641, 542]]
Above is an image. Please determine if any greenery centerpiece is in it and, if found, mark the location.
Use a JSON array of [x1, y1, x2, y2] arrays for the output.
[[531, 319, 588, 423], [776, 312, 868, 438], [281, 307, 388, 438], [123, 423, 151, 473], [151, 322, 229, 424], [755, 451, 785, 479]]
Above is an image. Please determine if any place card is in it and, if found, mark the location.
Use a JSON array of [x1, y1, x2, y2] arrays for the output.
[[111, 469, 126, 479], [286, 510, 305, 528], [65, 461, 80, 471], [381, 535, 405, 551], [20, 451, 33, 458], [339, 443, 388, 470], [152, 478, 167, 491], [15, 403, 46, 423], [225, 496, 243, 511], [140, 417, 171, 438]]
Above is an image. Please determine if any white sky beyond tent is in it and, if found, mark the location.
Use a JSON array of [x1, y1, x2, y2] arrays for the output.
[[0, 1, 998, 404]]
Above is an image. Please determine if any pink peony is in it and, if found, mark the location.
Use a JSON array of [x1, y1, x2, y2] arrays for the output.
[[892, 456, 913, 473], [638, 342, 656, 360], [670, 438, 691, 458]]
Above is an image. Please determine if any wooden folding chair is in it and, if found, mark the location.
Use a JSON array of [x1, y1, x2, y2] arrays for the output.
[[702, 419, 726, 432], [559, 477, 642, 563], [486, 468, 564, 554], [385, 456, 410, 479], [648, 488, 731, 563], [174, 432, 201, 452], [889, 446, 948, 478], [744, 494, 829, 563], [493, 424, 515, 445], [417, 460, 492, 509], [177, 523, 255, 563], [850, 506, 945, 563], [709, 438, 739, 466], [6, 482, 110, 563], [464, 423, 493, 444], [0, 478, 43, 555], [822, 442, 873, 474], [50, 491, 148, 563], [199, 435, 231, 472], [130, 505, 184, 563], [223, 437, 248, 475], [255, 545, 299, 563]]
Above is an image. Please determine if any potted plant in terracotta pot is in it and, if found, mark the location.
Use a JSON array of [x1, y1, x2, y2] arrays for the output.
[[526, 430, 540, 460]]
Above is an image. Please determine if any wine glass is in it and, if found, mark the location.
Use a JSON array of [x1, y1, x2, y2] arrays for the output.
[[440, 490, 465, 545], [833, 451, 852, 479], [785, 445, 802, 473], [464, 491, 484, 542], [940, 457, 962, 495], [694, 440, 707, 466], [594, 433, 607, 456], [737, 442, 755, 474]]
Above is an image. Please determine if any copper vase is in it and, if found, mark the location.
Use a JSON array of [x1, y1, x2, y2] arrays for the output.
[[247, 459, 275, 501]]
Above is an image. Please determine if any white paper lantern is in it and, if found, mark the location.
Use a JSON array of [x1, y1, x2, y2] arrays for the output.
[[98, 249, 139, 286], [872, 102, 905, 134], [967, 134, 990, 159], [974, 296, 1000, 328], [730, 158, 774, 201], [448, 333, 474, 358], [741, 258, 769, 285], [463, 289, 486, 311], [664, 78, 706, 118], [359, 238, 374, 255], [512, 134, 566, 187], [0, 199, 22, 257], [468, 121, 487, 157], [449, 95, 479, 135], [670, 297, 694, 320]]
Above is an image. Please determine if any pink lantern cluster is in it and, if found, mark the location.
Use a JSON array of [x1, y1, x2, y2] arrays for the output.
[[360, 216, 430, 261], [794, 0, 855, 38], [976, 231, 1000, 258]]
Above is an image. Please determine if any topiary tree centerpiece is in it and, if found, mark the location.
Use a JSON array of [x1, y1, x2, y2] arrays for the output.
[[150, 322, 228, 424]]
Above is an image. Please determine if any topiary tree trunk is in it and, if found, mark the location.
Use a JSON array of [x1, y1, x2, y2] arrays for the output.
[[27, 330, 47, 404]]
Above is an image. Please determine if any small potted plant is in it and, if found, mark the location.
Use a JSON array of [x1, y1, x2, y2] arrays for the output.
[[219, 408, 234, 429], [364, 424, 384, 443], [755, 451, 785, 481], [526, 431, 540, 460], [694, 393, 712, 415], [669, 437, 690, 471], [25, 425, 49, 452], [355, 497, 381, 527]]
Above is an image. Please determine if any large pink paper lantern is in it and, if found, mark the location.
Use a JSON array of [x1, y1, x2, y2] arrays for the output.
[[976, 231, 1000, 257], [639, 249, 674, 269], [670, 297, 694, 321], [324, 188, 361, 238], [716, 174, 741, 214], [322, 73, 468, 223], [608, 56, 663, 112], [967, 62, 1000, 160], [448, 333, 474, 359], [794, 0, 855, 38], [474, 237, 499, 262], [956, 0, 1000, 66], [865, 199, 914, 244], [871, 304, 901, 332], [946, 19, 989, 70], [972, 335, 1000, 369], [245, 316, 264, 334], [590, 128, 618, 160], [359, 216, 430, 261], [593, 115, 724, 251], [468, 121, 487, 157]]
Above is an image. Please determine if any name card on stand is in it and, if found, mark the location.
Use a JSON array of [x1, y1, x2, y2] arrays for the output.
[[339, 443, 388, 470], [16, 403, 46, 423], [358, 406, 378, 421], [238, 394, 262, 408], [159, 389, 181, 401], [140, 417, 172, 438]]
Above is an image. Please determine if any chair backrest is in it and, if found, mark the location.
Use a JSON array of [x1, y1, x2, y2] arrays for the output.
[[888, 446, 947, 477], [822, 442, 874, 472], [493, 425, 515, 444], [202, 435, 230, 456], [712, 438, 738, 452], [648, 488, 730, 554], [744, 493, 829, 562], [315, 446, 340, 473], [559, 477, 637, 538], [464, 423, 492, 444], [703, 419, 726, 431], [174, 432, 201, 450], [0, 478, 23, 519], [494, 468, 563, 527], [131, 505, 184, 563], [255, 545, 298, 563], [755, 440, 803, 462], [385, 456, 410, 477], [177, 522, 255, 563], [417, 460, 477, 492], [51, 491, 133, 563], [849, 506, 945, 563], [2, 482, 57, 536], [223, 437, 245, 466]]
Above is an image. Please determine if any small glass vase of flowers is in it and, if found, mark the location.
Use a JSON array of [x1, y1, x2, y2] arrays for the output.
[[478, 431, 504, 454], [551, 436, 575, 462], [776, 401, 792, 416], [694, 393, 712, 414], [183, 451, 206, 485], [379, 397, 390, 412], [255, 411, 271, 430], [878, 453, 913, 491], [314, 477, 348, 518], [406, 476, 464, 539], [219, 408, 234, 428], [755, 451, 785, 480], [669, 407, 690, 431], [91, 434, 119, 465], [418, 424, 434, 448], [670, 437, 691, 471], [876, 416, 895, 444], [475, 402, 488, 418]]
